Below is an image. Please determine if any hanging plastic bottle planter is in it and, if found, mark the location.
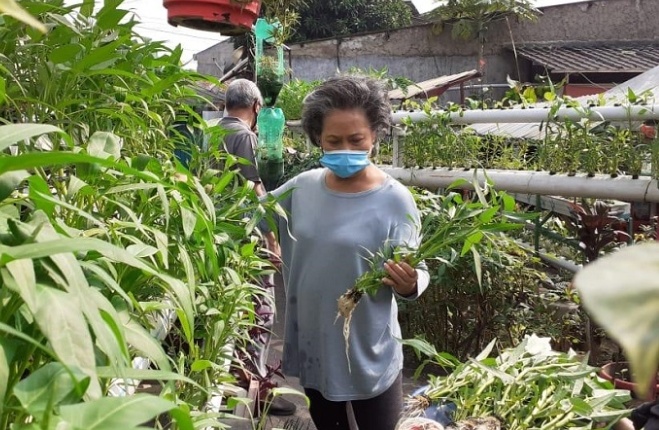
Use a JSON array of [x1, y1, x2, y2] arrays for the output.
[[254, 18, 285, 106], [254, 18, 286, 188]]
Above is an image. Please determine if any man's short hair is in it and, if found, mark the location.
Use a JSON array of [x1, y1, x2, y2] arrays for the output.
[[225, 79, 263, 111]]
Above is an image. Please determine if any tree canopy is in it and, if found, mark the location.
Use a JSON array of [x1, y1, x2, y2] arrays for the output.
[[291, 0, 413, 42]]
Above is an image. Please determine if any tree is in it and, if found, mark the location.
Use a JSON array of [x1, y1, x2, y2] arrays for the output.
[[428, 0, 539, 78], [291, 0, 413, 42]]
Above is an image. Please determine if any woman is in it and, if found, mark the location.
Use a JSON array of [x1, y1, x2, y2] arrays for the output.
[[263, 75, 429, 430]]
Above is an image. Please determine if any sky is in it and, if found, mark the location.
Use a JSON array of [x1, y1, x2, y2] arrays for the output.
[[83, 0, 590, 68]]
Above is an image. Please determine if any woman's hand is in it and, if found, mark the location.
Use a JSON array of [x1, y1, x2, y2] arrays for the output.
[[382, 260, 418, 297], [265, 232, 282, 270]]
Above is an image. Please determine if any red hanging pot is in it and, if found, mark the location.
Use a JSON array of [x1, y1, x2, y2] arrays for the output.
[[163, 0, 262, 36]]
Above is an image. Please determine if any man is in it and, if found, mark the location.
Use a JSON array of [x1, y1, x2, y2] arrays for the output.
[[220, 79, 266, 196], [219, 79, 296, 416]]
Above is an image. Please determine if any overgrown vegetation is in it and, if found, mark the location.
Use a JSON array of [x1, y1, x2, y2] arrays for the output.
[[291, 0, 412, 42], [403, 336, 630, 429], [0, 1, 279, 427]]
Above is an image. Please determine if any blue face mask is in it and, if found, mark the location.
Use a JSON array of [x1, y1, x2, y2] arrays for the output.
[[320, 150, 371, 178]]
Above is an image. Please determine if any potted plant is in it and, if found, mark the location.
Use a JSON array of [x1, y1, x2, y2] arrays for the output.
[[256, 54, 285, 106], [163, 0, 262, 35], [568, 199, 629, 365], [600, 362, 659, 399]]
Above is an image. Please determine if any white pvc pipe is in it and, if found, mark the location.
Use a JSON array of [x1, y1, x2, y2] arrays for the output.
[[391, 104, 659, 125], [286, 104, 659, 128], [380, 166, 659, 203]]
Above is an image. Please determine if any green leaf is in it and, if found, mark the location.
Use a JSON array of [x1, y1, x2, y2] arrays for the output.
[[0, 76, 6, 106], [0, 235, 194, 340], [168, 406, 194, 430], [574, 243, 659, 399], [0, 124, 61, 152], [120, 314, 172, 372], [399, 337, 438, 358], [96, 367, 199, 389], [0, 322, 57, 360], [59, 394, 175, 430], [87, 132, 122, 161], [126, 244, 159, 258], [32, 285, 100, 398], [13, 363, 89, 417], [190, 360, 215, 372], [180, 206, 196, 239], [269, 387, 309, 407], [0, 170, 29, 202], [28, 175, 56, 216], [461, 230, 484, 256], [49, 44, 83, 64], [471, 247, 482, 289], [0, 0, 47, 32], [0, 337, 15, 409], [27, 214, 130, 376], [80, 0, 94, 17], [4, 258, 37, 313], [72, 37, 125, 72], [569, 397, 593, 416], [467, 358, 515, 384], [95, 3, 129, 30], [475, 339, 496, 363]]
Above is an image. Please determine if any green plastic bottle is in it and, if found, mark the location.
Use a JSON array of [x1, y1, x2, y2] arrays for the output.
[[257, 107, 285, 188]]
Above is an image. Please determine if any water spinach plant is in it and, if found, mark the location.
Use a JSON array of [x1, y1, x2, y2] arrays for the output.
[[0, 0, 282, 427], [402, 336, 630, 429], [337, 178, 530, 358]]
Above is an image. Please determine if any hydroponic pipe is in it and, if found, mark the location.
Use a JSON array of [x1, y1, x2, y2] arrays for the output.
[[391, 104, 659, 125], [379, 167, 659, 203], [286, 104, 659, 128]]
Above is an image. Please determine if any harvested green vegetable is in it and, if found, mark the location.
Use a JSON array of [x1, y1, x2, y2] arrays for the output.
[[337, 178, 530, 364], [402, 335, 631, 429]]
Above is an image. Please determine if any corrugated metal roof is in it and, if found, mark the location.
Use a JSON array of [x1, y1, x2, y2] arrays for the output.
[[469, 64, 659, 139], [516, 42, 659, 74], [388, 69, 481, 100]]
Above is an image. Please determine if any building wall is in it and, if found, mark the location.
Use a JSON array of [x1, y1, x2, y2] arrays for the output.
[[282, 0, 658, 84], [194, 0, 659, 83], [195, 39, 235, 77]]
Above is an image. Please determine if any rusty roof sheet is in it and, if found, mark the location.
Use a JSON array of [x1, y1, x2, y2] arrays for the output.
[[516, 42, 659, 74], [388, 69, 481, 100]]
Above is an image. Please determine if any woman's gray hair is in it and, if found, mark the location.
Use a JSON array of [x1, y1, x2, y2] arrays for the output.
[[225, 79, 263, 110], [301, 75, 391, 147]]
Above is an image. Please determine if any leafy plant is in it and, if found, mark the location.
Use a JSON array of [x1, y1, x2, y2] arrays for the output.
[[428, 0, 539, 75], [0, 0, 212, 155], [574, 243, 659, 400], [337, 177, 530, 360], [403, 336, 630, 429], [0, 125, 202, 428], [276, 79, 321, 120], [291, 0, 412, 42], [399, 234, 560, 362], [257, 55, 285, 107]]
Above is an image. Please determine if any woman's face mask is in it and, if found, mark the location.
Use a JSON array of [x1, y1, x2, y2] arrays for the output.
[[320, 150, 371, 178]]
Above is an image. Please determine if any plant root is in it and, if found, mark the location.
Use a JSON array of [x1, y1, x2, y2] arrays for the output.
[[336, 289, 363, 373]]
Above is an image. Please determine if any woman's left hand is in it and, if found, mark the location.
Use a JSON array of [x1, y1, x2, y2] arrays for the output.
[[382, 260, 418, 297]]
